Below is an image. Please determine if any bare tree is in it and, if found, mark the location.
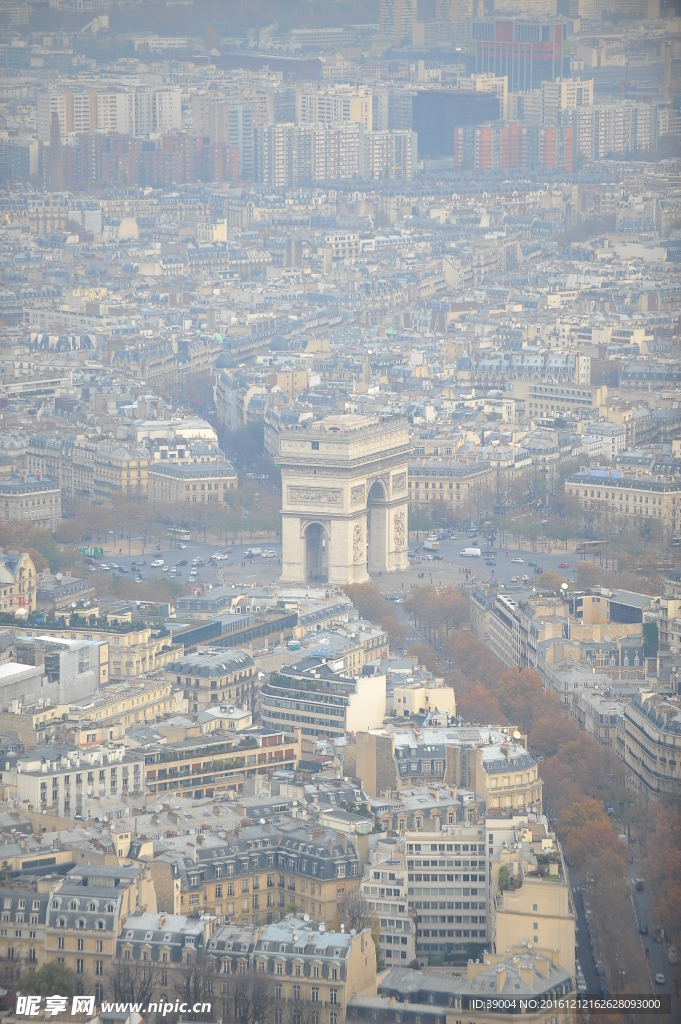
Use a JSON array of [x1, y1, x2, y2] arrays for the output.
[[110, 957, 159, 1006], [222, 970, 272, 1024], [339, 889, 370, 933], [176, 951, 216, 1021]]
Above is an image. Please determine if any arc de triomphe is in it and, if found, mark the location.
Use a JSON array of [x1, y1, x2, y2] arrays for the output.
[[273, 414, 410, 585]]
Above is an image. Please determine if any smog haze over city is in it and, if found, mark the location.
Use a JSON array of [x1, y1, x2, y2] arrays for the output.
[[0, 1, 677, 1023]]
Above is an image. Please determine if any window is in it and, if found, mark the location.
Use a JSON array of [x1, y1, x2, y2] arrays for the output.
[[76, 960, 84, 975], [329, 990, 337, 1006], [95, 961, 103, 976], [161, 971, 168, 986]]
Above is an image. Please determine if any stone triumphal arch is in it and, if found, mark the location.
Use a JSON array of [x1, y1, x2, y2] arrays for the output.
[[275, 414, 410, 585]]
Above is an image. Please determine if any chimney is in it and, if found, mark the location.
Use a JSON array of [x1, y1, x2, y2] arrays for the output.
[[327, 839, 334, 856], [197, 833, 204, 845], [496, 966, 507, 993], [534, 956, 550, 979], [518, 965, 534, 989]]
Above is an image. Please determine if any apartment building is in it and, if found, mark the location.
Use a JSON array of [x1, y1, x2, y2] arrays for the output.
[[261, 658, 387, 740], [151, 823, 360, 927], [349, 953, 572, 1024], [360, 837, 416, 965], [251, 917, 376, 1023], [149, 461, 237, 503], [620, 691, 681, 802], [565, 467, 681, 532], [0, 475, 61, 530], [47, 864, 156, 1002], [476, 741, 543, 815], [169, 648, 257, 714], [0, 549, 36, 613], [69, 680, 176, 742], [35, 623, 182, 681], [0, 888, 49, 971], [514, 380, 608, 422], [541, 76, 593, 125], [490, 823, 576, 979], [1, 745, 144, 818], [405, 823, 489, 958], [572, 690, 623, 745], [143, 728, 300, 801]]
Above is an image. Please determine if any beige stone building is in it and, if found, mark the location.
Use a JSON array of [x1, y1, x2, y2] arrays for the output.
[[0, 550, 37, 613], [0, 476, 61, 531], [476, 743, 543, 815], [565, 468, 681, 533], [271, 414, 410, 585], [149, 462, 237, 503], [33, 624, 182, 680], [621, 691, 681, 802], [491, 824, 576, 980]]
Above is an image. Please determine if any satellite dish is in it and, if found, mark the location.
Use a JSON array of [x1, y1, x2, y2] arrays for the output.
[[56, 573, 63, 581], [260, 818, 266, 825], [561, 583, 568, 591]]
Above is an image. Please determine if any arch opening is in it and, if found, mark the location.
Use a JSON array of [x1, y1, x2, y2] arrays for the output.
[[304, 523, 328, 583], [367, 480, 388, 574]]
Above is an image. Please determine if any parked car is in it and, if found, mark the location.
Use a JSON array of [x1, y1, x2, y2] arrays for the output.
[[177, 559, 187, 566], [511, 557, 523, 563], [151, 559, 165, 568]]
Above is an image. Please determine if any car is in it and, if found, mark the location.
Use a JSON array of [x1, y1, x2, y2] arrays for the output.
[[132, 558, 146, 567], [179, 543, 187, 549], [511, 576, 518, 582], [558, 562, 569, 569], [162, 566, 169, 572], [177, 559, 187, 566], [109, 562, 119, 569], [118, 565, 129, 574], [137, 572, 147, 580], [485, 559, 496, 566], [522, 574, 529, 581], [528, 560, 537, 567], [168, 571, 177, 578], [638, 925, 649, 935], [150, 559, 165, 568], [174, 570, 182, 576], [100, 563, 110, 570], [655, 974, 665, 985], [511, 557, 523, 563]]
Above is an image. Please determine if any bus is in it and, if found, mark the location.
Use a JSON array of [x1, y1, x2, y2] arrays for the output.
[[168, 527, 191, 542]]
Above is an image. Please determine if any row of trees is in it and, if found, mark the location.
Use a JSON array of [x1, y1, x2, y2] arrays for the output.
[[402, 587, 680, 997]]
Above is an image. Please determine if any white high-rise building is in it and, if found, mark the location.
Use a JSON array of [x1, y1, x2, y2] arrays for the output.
[[96, 92, 134, 136], [134, 89, 154, 137], [154, 89, 182, 134]]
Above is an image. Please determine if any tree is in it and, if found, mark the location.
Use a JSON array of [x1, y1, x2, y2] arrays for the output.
[[23, 962, 75, 999], [222, 971, 271, 1024], [340, 889, 370, 933], [642, 621, 658, 658], [110, 956, 159, 1006], [176, 950, 216, 1021]]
